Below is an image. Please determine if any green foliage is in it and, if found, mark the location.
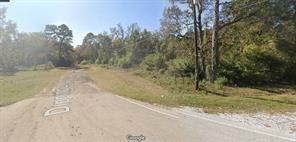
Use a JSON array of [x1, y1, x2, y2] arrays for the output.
[[2, 0, 295, 90], [199, 79, 208, 90], [76, 32, 99, 63], [219, 0, 296, 85], [44, 24, 74, 67], [168, 58, 194, 77], [95, 58, 101, 64], [46, 61, 55, 70], [128, 30, 158, 65], [140, 53, 167, 71], [80, 60, 92, 65], [0, 7, 18, 74], [221, 39, 296, 84], [0, 46, 19, 74], [117, 55, 132, 69], [214, 77, 228, 89]]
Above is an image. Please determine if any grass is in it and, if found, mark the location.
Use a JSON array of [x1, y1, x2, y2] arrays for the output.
[[0, 69, 66, 106], [86, 65, 296, 113]]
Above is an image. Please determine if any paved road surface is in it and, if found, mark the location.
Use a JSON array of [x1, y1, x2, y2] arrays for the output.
[[0, 70, 295, 142]]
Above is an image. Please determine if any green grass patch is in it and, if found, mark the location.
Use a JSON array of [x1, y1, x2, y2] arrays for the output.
[[0, 69, 66, 106], [86, 65, 296, 113]]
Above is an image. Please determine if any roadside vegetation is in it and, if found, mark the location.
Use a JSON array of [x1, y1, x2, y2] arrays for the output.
[[87, 65, 295, 113], [0, 7, 75, 75], [76, 0, 296, 88], [0, 69, 65, 106], [80, 0, 295, 112], [0, 8, 71, 106]]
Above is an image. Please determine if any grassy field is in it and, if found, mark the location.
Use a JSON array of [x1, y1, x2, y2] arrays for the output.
[[0, 69, 66, 106], [86, 65, 296, 113]]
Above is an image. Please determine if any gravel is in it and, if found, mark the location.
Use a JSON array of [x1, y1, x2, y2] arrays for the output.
[[217, 112, 296, 135], [177, 107, 296, 137]]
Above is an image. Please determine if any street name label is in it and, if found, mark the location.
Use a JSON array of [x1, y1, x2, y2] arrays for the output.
[[44, 94, 71, 117]]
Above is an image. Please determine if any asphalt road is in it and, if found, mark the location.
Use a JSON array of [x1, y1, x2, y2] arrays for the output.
[[0, 70, 295, 142]]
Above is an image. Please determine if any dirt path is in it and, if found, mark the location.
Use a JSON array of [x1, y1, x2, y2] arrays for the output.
[[0, 70, 295, 142]]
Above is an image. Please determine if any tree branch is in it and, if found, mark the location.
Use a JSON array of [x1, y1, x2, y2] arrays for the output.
[[219, 10, 259, 30]]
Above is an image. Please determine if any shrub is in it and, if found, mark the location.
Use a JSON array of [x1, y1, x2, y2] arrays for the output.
[[0, 65, 17, 75], [199, 79, 208, 90], [80, 60, 92, 65], [37, 64, 45, 70], [214, 77, 229, 89], [220, 40, 296, 84], [46, 61, 55, 70], [117, 56, 132, 68], [95, 58, 101, 64], [140, 53, 167, 71], [167, 58, 194, 78]]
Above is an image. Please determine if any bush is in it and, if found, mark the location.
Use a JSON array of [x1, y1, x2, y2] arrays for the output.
[[167, 58, 194, 78], [95, 58, 101, 64], [199, 79, 208, 90], [220, 40, 296, 85], [80, 60, 92, 65], [117, 54, 132, 68], [140, 53, 166, 71], [46, 61, 55, 70], [214, 77, 229, 89], [33, 64, 45, 70], [0, 65, 17, 75]]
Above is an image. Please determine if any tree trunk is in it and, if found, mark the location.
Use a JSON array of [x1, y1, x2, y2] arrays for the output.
[[192, 0, 200, 90], [58, 38, 64, 66], [59, 41, 62, 60], [211, 0, 219, 83], [197, 7, 205, 81]]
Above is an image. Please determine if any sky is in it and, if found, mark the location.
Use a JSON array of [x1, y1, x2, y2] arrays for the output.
[[1, 0, 169, 46]]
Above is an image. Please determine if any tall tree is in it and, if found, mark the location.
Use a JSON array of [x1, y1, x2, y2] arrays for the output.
[[77, 32, 98, 63], [192, 0, 200, 90], [210, 0, 219, 82], [0, 7, 18, 73], [167, 0, 210, 89], [44, 24, 73, 66]]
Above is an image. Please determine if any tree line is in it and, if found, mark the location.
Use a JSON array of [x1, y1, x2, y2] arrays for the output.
[[0, 7, 75, 74], [76, 0, 296, 86], [0, 0, 295, 89]]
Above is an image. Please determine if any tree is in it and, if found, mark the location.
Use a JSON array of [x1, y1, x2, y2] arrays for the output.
[[210, 0, 219, 82], [110, 24, 126, 63], [78, 32, 98, 63], [192, 0, 200, 90], [16, 32, 51, 67], [218, 0, 296, 84], [130, 29, 157, 65], [44, 24, 73, 66], [96, 32, 113, 64], [0, 7, 18, 73], [166, 0, 211, 89], [160, 4, 191, 38], [110, 24, 125, 41]]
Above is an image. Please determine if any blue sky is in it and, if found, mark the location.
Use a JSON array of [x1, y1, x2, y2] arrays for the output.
[[1, 0, 168, 46]]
